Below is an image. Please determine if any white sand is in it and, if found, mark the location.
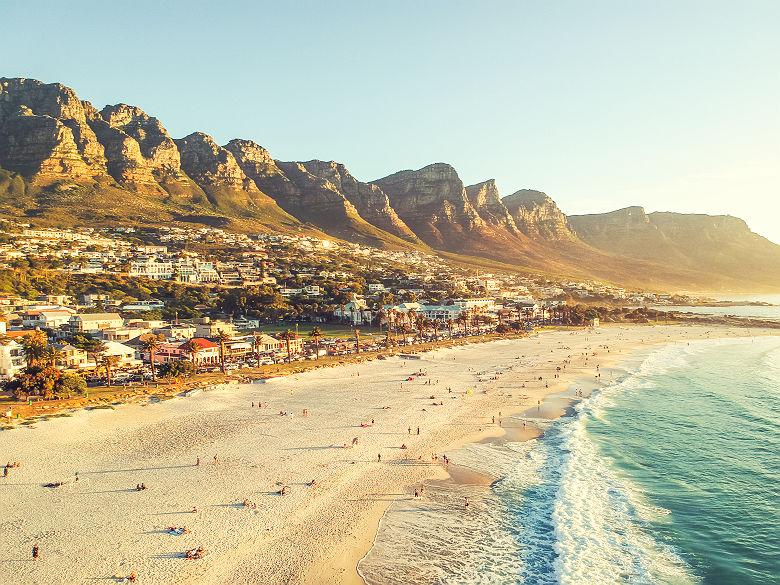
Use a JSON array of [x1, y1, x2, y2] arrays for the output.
[[0, 324, 760, 584]]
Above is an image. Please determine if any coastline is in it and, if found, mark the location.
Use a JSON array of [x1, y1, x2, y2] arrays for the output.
[[0, 324, 775, 585]]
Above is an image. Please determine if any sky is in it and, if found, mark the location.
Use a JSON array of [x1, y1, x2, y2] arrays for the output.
[[3, 0, 779, 243]]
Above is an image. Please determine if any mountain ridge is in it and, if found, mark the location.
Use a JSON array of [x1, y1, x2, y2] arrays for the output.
[[1, 76, 778, 292]]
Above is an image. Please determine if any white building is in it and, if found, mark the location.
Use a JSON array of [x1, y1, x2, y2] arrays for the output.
[[0, 339, 26, 379]]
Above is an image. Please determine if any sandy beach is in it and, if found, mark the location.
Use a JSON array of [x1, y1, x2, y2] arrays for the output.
[[0, 324, 766, 585]]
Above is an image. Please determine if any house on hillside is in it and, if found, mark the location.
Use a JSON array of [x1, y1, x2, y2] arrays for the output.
[[66, 313, 124, 333]]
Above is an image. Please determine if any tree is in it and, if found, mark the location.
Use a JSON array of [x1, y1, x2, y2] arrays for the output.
[[98, 354, 120, 387], [6, 365, 63, 399], [214, 330, 231, 374], [140, 335, 161, 382], [179, 339, 201, 372], [397, 324, 409, 346], [158, 361, 196, 379], [61, 373, 86, 395], [496, 323, 510, 335], [84, 340, 107, 369], [446, 319, 455, 341], [21, 331, 53, 367], [354, 328, 361, 354], [308, 327, 322, 360], [278, 329, 297, 363]]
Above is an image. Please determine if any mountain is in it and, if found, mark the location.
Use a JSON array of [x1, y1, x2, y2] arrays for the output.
[[569, 207, 780, 290], [502, 189, 576, 240], [1, 77, 779, 292]]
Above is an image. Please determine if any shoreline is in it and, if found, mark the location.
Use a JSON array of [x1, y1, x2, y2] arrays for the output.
[[0, 324, 776, 585], [349, 325, 778, 585]]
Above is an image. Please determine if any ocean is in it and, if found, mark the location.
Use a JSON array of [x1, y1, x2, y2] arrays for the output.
[[359, 334, 780, 584], [652, 293, 780, 322]]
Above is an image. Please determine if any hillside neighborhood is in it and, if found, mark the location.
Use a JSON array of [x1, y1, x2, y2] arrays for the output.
[[0, 221, 693, 390]]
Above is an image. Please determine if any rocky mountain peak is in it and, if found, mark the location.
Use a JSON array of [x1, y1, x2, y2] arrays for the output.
[[175, 133, 257, 191], [465, 180, 519, 233], [502, 189, 576, 240]]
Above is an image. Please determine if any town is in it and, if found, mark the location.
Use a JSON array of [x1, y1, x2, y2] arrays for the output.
[[0, 221, 687, 394]]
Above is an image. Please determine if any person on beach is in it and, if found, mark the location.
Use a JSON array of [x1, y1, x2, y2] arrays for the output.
[[32, 544, 39, 560], [377, 453, 381, 462], [196, 457, 200, 466], [214, 455, 218, 465], [464, 497, 470, 508], [417, 426, 420, 435]]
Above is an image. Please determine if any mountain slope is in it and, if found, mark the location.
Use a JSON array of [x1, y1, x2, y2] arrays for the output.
[[569, 207, 780, 290]]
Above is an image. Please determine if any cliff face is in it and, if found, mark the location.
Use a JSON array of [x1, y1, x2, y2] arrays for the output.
[[175, 133, 257, 191], [292, 160, 418, 241], [2, 77, 779, 291], [464, 179, 519, 233], [0, 78, 107, 181], [569, 207, 780, 287], [502, 189, 576, 240], [372, 163, 490, 248]]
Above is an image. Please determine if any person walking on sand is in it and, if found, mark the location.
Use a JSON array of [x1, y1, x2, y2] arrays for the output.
[[196, 457, 200, 466], [377, 453, 381, 462], [214, 455, 218, 465], [32, 544, 39, 560], [417, 426, 420, 435], [464, 497, 470, 508]]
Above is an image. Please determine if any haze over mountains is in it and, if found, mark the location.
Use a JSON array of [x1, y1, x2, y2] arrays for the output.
[[1, 77, 778, 292]]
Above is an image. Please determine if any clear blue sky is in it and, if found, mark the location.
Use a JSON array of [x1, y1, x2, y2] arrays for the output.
[[3, 0, 779, 243]]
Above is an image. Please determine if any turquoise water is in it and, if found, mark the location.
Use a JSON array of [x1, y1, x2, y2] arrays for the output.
[[584, 337, 780, 584], [360, 335, 780, 584]]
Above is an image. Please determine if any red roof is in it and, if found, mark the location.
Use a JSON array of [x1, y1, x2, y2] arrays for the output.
[[190, 338, 218, 349]]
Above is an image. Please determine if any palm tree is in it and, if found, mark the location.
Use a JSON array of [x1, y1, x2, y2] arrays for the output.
[[214, 330, 231, 374], [278, 329, 297, 363], [140, 336, 161, 382], [446, 319, 455, 341], [179, 339, 201, 372], [354, 328, 360, 354], [99, 354, 120, 387], [397, 324, 409, 346], [21, 331, 51, 367], [432, 319, 440, 344], [385, 329, 393, 350], [308, 327, 322, 360], [375, 309, 387, 333]]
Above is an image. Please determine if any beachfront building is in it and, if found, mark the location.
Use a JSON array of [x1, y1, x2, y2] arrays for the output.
[[333, 299, 371, 325], [255, 334, 282, 353], [51, 343, 89, 369], [184, 338, 220, 366], [102, 341, 141, 366]]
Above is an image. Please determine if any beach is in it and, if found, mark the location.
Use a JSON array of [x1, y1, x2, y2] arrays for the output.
[[0, 324, 765, 585]]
